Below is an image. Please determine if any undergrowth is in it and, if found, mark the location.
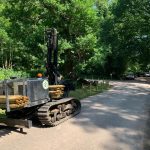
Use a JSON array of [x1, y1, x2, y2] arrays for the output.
[[0, 68, 28, 80], [69, 81, 111, 100]]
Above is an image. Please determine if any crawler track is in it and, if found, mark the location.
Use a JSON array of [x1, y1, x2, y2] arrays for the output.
[[37, 98, 81, 126]]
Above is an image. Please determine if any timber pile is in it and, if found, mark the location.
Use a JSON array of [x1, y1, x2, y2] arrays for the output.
[[49, 85, 64, 99], [0, 95, 29, 109]]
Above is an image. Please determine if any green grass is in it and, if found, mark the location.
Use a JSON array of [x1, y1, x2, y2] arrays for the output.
[[69, 81, 111, 100], [0, 109, 6, 118]]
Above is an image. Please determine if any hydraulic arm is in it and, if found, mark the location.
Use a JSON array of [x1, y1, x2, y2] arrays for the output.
[[46, 28, 59, 85]]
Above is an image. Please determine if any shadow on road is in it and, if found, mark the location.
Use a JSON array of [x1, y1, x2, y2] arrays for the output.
[[0, 126, 27, 138], [0, 81, 149, 150], [144, 106, 150, 150], [0, 126, 12, 138], [71, 81, 150, 149]]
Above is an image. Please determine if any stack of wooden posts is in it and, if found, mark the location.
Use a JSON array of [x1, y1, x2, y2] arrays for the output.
[[49, 85, 65, 99], [0, 95, 29, 109]]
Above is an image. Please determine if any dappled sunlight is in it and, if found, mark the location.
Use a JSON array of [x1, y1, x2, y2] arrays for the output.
[[103, 127, 144, 150], [120, 114, 140, 121], [70, 81, 150, 149]]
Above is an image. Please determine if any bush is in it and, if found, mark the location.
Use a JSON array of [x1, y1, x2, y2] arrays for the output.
[[0, 68, 29, 80], [27, 69, 45, 78]]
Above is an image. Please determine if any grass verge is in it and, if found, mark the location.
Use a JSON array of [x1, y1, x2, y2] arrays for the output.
[[69, 81, 111, 100]]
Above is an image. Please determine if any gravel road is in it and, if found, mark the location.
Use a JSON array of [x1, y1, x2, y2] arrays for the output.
[[0, 81, 150, 150]]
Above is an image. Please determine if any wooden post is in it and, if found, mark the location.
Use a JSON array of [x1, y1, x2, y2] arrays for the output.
[[4, 80, 10, 112]]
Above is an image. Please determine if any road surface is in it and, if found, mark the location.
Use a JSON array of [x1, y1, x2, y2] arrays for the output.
[[0, 81, 150, 150]]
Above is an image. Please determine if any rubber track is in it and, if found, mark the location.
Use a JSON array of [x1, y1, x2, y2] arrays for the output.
[[37, 98, 81, 126]]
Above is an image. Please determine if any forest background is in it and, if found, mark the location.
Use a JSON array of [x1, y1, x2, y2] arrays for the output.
[[0, 0, 149, 80]]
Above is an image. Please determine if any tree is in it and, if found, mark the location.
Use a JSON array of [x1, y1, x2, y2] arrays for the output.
[[0, 1, 12, 68], [101, 0, 150, 76], [4, 0, 99, 75]]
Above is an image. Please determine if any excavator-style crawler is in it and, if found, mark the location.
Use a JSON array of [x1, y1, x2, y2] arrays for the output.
[[0, 28, 81, 129]]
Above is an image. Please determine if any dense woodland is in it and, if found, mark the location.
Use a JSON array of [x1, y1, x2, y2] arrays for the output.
[[0, 0, 150, 79]]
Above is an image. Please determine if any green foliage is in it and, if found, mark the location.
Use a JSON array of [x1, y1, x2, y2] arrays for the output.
[[0, 0, 102, 75], [0, 109, 6, 118], [27, 69, 45, 78], [101, 0, 150, 76], [69, 81, 110, 100], [0, 68, 28, 80], [0, 0, 149, 78], [0, 2, 12, 69]]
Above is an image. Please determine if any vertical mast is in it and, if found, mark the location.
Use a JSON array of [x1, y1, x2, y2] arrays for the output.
[[46, 28, 59, 84]]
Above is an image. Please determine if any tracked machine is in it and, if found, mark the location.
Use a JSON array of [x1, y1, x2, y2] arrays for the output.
[[0, 28, 81, 129]]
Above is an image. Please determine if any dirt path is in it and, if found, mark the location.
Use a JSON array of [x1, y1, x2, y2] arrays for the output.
[[0, 81, 150, 150]]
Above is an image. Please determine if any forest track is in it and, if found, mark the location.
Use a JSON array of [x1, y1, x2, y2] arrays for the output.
[[0, 81, 150, 150]]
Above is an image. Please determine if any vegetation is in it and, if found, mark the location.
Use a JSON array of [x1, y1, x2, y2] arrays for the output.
[[69, 81, 111, 100], [0, 68, 28, 80], [0, 109, 5, 118], [0, 0, 149, 78], [100, 0, 150, 77]]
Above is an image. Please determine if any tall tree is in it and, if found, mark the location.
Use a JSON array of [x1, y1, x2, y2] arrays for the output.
[[101, 0, 150, 76], [0, 1, 12, 68], [3, 0, 99, 75]]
